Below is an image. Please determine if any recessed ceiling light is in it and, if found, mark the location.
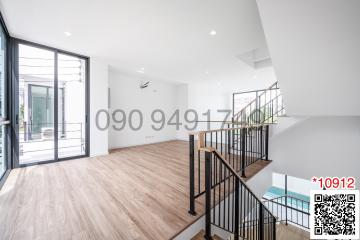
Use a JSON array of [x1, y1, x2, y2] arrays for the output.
[[209, 30, 217, 36], [204, 71, 209, 75], [137, 67, 145, 74], [252, 75, 257, 79], [64, 31, 72, 37]]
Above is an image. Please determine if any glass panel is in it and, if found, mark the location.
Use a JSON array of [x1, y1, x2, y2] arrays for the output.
[[0, 23, 7, 176], [57, 53, 86, 158], [19, 44, 55, 164], [0, 25, 5, 119], [0, 124, 6, 175]]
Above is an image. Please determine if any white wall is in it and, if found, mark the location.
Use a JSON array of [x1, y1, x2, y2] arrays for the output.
[[257, 0, 360, 116], [107, 66, 277, 146], [269, 117, 360, 185], [189, 67, 276, 118], [108, 70, 178, 149], [169, 67, 277, 139], [246, 162, 273, 198], [90, 58, 109, 156], [175, 84, 189, 141]]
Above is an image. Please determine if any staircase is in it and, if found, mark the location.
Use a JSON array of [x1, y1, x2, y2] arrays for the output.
[[188, 126, 276, 240], [192, 222, 309, 240], [274, 223, 309, 240], [186, 83, 310, 239], [197, 147, 276, 240], [232, 82, 285, 126]]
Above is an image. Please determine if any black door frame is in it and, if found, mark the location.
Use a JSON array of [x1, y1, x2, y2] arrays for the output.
[[13, 39, 90, 167]]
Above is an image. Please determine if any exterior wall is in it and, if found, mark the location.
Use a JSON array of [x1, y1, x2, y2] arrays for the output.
[[63, 81, 85, 139]]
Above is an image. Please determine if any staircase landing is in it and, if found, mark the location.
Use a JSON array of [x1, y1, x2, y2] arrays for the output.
[[192, 230, 223, 240], [276, 223, 310, 240]]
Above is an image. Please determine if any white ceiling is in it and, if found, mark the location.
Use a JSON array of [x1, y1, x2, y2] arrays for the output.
[[1, 0, 268, 84]]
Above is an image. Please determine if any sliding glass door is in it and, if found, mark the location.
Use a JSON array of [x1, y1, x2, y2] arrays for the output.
[[17, 42, 88, 166], [18, 44, 55, 164], [57, 53, 87, 159]]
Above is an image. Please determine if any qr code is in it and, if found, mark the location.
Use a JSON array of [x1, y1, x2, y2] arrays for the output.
[[310, 190, 359, 239]]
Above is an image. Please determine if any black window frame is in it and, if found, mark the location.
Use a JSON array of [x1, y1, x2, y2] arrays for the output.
[[0, 11, 11, 188], [0, 9, 90, 174], [13, 38, 90, 167]]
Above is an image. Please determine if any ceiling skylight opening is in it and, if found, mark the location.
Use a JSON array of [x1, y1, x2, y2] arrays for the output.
[[137, 67, 145, 74]]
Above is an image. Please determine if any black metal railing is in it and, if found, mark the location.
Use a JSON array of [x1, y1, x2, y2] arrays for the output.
[[201, 148, 276, 240], [189, 125, 274, 239], [189, 125, 270, 214], [19, 122, 85, 156], [263, 195, 310, 229], [233, 82, 285, 126]]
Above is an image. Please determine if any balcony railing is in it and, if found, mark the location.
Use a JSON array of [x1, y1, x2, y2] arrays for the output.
[[19, 122, 85, 163]]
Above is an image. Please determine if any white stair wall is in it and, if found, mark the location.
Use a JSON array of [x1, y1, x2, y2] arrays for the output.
[[269, 116, 307, 138], [256, 0, 360, 116], [269, 116, 360, 182]]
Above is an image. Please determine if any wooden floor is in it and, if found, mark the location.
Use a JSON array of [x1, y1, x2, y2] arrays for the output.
[[0, 140, 270, 240]]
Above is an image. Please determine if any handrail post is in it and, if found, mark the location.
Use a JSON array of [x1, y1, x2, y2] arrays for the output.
[[241, 128, 246, 178], [259, 205, 264, 240], [260, 126, 263, 159], [24, 121, 27, 141], [285, 174, 288, 225], [234, 180, 240, 240], [256, 91, 259, 123], [273, 216, 277, 240], [227, 123, 231, 153], [188, 134, 196, 215], [265, 125, 269, 160], [204, 151, 212, 240]]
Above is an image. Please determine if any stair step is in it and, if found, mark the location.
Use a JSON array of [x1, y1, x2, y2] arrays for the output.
[[191, 230, 224, 240]]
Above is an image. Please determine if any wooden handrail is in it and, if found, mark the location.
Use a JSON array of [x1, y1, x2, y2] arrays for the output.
[[188, 123, 270, 136], [190, 123, 270, 149]]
